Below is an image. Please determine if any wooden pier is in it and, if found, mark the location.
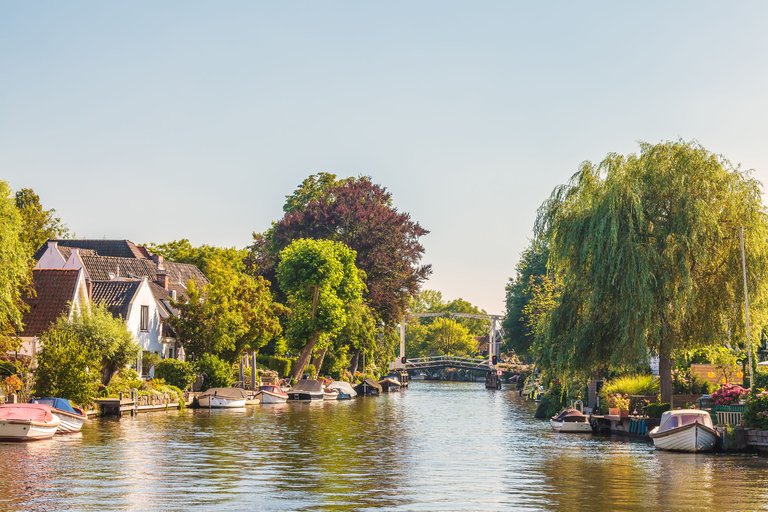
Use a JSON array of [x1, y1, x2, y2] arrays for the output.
[[95, 390, 194, 417]]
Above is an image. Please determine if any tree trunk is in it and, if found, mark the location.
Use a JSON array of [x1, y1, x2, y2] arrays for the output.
[[289, 331, 321, 381], [348, 348, 360, 375], [311, 348, 327, 377], [659, 353, 673, 404]]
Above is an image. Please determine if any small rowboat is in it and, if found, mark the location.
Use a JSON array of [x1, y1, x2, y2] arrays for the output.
[[198, 388, 248, 408], [550, 408, 592, 433], [255, 385, 288, 404], [0, 403, 61, 441], [649, 409, 719, 452], [31, 398, 87, 433]]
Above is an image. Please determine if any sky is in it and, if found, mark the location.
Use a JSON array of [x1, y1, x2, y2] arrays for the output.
[[2, 2, 768, 314]]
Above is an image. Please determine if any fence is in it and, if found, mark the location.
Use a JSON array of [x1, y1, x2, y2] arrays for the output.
[[712, 404, 746, 426]]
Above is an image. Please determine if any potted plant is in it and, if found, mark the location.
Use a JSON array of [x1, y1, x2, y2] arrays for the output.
[[607, 393, 630, 416]]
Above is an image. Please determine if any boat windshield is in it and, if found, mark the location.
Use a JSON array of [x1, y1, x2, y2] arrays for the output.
[[661, 413, 710, 432]]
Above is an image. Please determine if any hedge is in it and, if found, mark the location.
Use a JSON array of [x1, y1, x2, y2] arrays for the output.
[[256, 355, 294, 377]]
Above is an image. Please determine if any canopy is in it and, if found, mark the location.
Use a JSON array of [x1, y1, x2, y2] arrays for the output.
[[356, 378, 382, 393], [199, 387, 248, 400], [31, 397, 77, 414], [327, 381, 357, 397], [552, 408, 586, 422], [0, 403, 54, 422], [658, 409, 713, 432], [290, 379, 324, 393]]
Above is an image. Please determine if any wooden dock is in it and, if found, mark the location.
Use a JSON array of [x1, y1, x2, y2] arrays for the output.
[[95, 391, 194, 417]]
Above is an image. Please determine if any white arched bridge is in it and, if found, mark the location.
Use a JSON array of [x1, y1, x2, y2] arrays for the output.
[[401, 355, 494, 373]]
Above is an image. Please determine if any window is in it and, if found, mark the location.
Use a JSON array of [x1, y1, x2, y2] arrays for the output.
[[140, 305, 149, 332]]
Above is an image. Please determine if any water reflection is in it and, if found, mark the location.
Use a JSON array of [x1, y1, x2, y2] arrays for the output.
[[1, 383, 767, 511]]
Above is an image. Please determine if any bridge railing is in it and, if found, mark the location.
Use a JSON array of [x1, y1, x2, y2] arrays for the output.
[[404, 356, 491, 370]]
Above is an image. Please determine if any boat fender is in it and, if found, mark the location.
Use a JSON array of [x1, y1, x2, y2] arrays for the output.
[[641, 420, 646, 436]]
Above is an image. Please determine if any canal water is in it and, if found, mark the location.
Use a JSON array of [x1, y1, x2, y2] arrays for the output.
[[2, 381, 768, 511]]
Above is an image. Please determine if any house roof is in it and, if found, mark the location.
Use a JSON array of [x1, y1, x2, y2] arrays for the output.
[[20, 269, 81, 337], [90, 280, 143, 319], [33, 239, 146, 261], [57, 247, 97, 261]]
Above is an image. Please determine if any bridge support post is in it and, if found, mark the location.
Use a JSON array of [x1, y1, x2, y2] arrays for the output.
[[396, 321, 405, 369]]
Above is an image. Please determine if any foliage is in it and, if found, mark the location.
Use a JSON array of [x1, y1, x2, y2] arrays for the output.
[[407, 318, 477, 358], [646, 402, 671, 418], [103, 370, 185, 408], [710, 383, 748, 406], [534, 382, 585, 418], [277, 238, 363, 380], [0, 360, 15, 378], [743, 389, 768, 430], [671, 368, 715, 394], [15, 188, 69, 256], [302, 364, 317, 379], [154, 359, 196, 390], [533, 140, 768, 402], [503, 240, 550, 356], [3, 375, 22, 394], [249, 176, 430, 326], [34, 326, 101, 405], [142, 351, 161, 374], [409, 290, 489, 336], [602, 374, 659, 397], [255, 355, 294, 377], [146, 239, 248, 275], [753, 367, 768, 390], [169, 257, 286, 363], [0, 180, 32, 352], [61, 303, 140, 386], [194, 353, 235, 391], [605, 393, 630, 410]]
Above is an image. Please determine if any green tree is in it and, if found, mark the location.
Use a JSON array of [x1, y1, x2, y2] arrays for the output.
[[535, 140, 768, 402], [195, 353, 235, 390], [282, 172, 351, 214], [169, 258, 286, 363], [0, 181, 32, 352], [277, 238, 363, 380], [503, 240, 550, 356], [33, 325, 101, 405], [15, 188, 69, 256], [146, 239, 248, 274], [422, 318, 476, 357], [61, 303, 141, 386]]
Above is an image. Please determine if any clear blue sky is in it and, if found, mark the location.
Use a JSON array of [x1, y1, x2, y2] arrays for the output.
[[2, 2, 768, 314]]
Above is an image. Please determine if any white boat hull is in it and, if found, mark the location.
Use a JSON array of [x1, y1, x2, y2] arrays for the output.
[[650, 422, 718, 452], [259, 391, 287, 404], [52, 411, 86, 433], [198, 396, 247, 408], [0, 419, 60, 441], [550, 419, 592, 433]]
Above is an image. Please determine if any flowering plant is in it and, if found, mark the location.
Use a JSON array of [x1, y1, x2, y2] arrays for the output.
[[607, 393, 630, 410], [710, 383, 748, 406], [2, 375, 22, 394]]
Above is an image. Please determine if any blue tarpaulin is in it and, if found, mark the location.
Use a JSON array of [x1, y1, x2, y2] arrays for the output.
[[30, 397, 77, 414]]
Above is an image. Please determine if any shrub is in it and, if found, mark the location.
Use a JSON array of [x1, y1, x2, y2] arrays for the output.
[[142, 351, 161, 375], [34, 326, 101, 405], [303, 364, 317, 379], [602, 374, 659, 397], [672, 368, 715, 394], [103, 369, 144, 397], [255, 355, 293, 377], [0, 360, 15, 378], [743, 389, 768, 430], [711, 383, 748, 406], [753, 367, 768, 390], [195, 354, 234, 391], [606, 393, 630, 410], [646, 402, 671, 418], [154, 359, 196, 390]]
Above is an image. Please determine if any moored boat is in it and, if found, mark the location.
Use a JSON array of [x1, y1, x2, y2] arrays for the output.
[[0, 403, 61, 441], [354, 378, 382, 396], [31, 398, 87, 433], [287, 379, 325, 401], [649, 409, 719, 452], [550, 408, 592, 433], [198, 388, 248, 408], [378, 373, 402, 392], [256, 384, 288, 404], [323, 387, 339, 400], [327, 381, 357, 400]]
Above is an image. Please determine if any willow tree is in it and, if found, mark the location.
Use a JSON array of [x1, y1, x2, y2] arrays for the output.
[[535, 140, 768, 402], [277, 238, 363, 381], [0, 181, 31, 352]]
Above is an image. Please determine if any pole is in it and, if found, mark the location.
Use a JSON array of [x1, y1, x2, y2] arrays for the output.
[[399, 321, 406, 369], [740, 227, 754, 387]]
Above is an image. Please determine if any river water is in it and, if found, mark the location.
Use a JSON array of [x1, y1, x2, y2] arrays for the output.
[[2, 381, 768, 511]]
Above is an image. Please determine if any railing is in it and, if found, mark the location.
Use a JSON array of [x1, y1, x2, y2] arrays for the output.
[[712, 404, 746, 426], [404, 356, 491, 371]]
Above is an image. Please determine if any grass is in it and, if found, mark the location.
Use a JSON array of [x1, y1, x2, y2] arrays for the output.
[[603, 374, 659, 396]]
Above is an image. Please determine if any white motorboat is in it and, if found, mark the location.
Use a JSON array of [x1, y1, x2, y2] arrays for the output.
[[0, 403, 61, 441], [255, 385, 288, 404], [649, 409, 719, 452], [31, 398, 87, 433], [323, 387, 339, 400], [327, 381, 357, 400], [287, 379, 325, 401], [550, 408, 593, 433], [198, 388, 248, 408]]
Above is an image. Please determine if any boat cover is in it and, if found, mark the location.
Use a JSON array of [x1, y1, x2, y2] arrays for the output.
[[31, 397, 77, 414], [327, 381, 357, 397], [259, 385, 286, 395], [290, 379, 324, 393], [658, 410, 713, 432], [552, 409, 587, 422], [0, 403, 54, 422], [199, 387, 248, 400], [355, 378, 382, 392]]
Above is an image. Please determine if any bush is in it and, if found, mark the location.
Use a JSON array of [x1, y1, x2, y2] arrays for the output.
[[711, 383, 747, 406], [0, 360, 15, 378], [34, 326, 101, 405], [255, 355, 293, 377], [602, 374, 659, 397], [303, 364, 317, 379], [195, 354, 234, 391], [753, 367, 768, 390], [672, 368, 715, 394], [103, 369, 144, 397], [743, 389, 768, 430], [154, 359, 196, 390], [646, 402, 671, 418], [142, 351, 161, 375]]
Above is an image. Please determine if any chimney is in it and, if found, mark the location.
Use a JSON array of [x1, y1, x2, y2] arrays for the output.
[[86, 280, 93, 301], [171, 290, 177, 301], [151, 254, 164, 267], [157, 267, 168, 289]]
